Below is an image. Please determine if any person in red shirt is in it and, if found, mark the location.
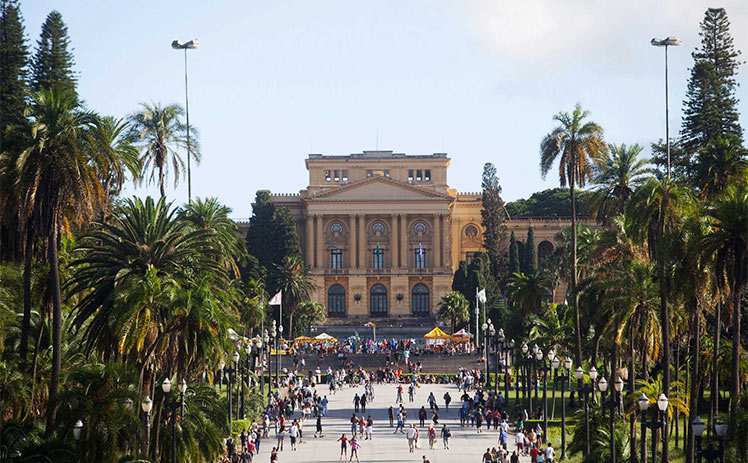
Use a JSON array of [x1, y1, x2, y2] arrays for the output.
[[337, 434, 348, 460], [530, 446, 540, 462]]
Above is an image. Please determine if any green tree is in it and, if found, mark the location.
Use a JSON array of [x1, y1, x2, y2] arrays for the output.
[[437, 291, 470, 335], [591, 143, 651, 224], [451, 260, 469, 299], [31, 11, 76, 97], [693, 136, 747, 197], [480, 162, 506, 276], [271, 256, 316, 337], [293, 301, 325, 337], [522, 227, 537, 275], [0, 0, 29, 147], [128, 102, 199, 198], [15, 87, 100, 434], [505, 187, 595, 217], [540, 102, 607, 366], [508, 231, 520, 275], [506, 272, 551, 318], [681, 8, 743, 153], [245, 190, 302, 275]]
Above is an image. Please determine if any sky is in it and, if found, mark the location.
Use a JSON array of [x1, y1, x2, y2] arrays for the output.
[[21, 1, 748, 219]]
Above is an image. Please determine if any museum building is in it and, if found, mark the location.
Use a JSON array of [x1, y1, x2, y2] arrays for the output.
[[246, 150, 575, 320]]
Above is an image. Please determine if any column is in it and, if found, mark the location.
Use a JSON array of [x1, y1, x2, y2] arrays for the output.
[[433, 213, 441, 268], [315, 215, 323, 269], [349, 214, 357, 268], [391, 214, 399, 268], [358, 214, 366, 268], [305, 212, 314, 265], [442, 215, 449, 267], [400, 214, 408, 269]]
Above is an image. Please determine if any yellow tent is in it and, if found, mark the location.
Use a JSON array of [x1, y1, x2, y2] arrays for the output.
[[423, 327, 451, 340]]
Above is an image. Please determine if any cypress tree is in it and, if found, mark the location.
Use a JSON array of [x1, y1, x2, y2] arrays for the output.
[[245, 190, 301, 275], [525, 227, 537, 275], [508, 231, 520, 276], [31, 10, 76, 96], [0, 0, 28, 144], [681, 8, 743, 153], [480, 163, 507, 277], [452, 260, 469, 298]]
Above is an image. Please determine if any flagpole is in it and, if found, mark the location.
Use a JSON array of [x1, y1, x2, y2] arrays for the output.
[[475, 288, 479, 352]]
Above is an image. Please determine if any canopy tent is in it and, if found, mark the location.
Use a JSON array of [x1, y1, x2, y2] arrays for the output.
[[314, 333, 338, 342], [294, 336, 313, 342], [424, 327, 451, 345], [451, 328, 473, 342]]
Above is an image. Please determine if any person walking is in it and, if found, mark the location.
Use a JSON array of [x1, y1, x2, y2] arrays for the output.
[[482, 448, 493, 463], [388, 406, 394, 427], [406, 424, 418, 453], [314, 415, 323, 438], [349, 436, 361, 462], [418, 406, 427, 427], [337, 434, 348, 461], [510, 451, 520, 463], [544, 442, 556, 463], [365, 416, 373, 440], [276, 426, 285, 452], [360, 393, 367, 413], [289, 421, 298, 451], [443, 392, 451, 412], [427, 424, 436, 449], [396, 385, 403, 404], [353, 393, 361, 413], [440, 423, 451, 449]]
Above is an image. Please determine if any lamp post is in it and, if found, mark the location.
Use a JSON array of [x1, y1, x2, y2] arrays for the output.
[[278, 324, 284, 382], [650, 36, 681, 178], [496, 329, 505, 396], [639, 394, 649, 463], [225, 352, 239, 429], [576, 366, 596, 456], [170, 39, 198, 201], [262, 331, 269, 403], [241, 343, 251, 419], [536, 347, 553, 440], [162, 377, 188, 463], [521, 343, 531, 413], [142, 396, 153, 456], [73, 419, 83, 441], [272, 320, 278, 386], [599, 376, 624, 463], [693, 416, 727, 463], [554, 356, 572, 460], [482, 322, 490, 388], [641, 393, 669, 463]]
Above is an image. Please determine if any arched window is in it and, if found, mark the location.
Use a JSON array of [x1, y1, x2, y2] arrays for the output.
[[328, 285, 346, 317], [465, 225, 478, 237], [412, 284, 430, 316], [538, 240, 554, 270], [370, 284, 388, 317], [414, 222, 427, 234], [372, 222, 385, 234], [330, 223, 343, 234]]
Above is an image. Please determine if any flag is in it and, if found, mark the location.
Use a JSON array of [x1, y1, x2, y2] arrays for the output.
[[268, 291, 282, 305], [477, 288, 486, 304]]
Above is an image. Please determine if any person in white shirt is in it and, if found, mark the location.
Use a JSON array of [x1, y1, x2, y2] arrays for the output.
[[544, 443, 555, 462], [407, 424, 418, 453], [289, 422, 299, 451]]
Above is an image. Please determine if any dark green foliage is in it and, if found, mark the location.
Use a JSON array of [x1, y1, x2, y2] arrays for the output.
[[452, 260, 469, 299], [480, 163, 507, 276], [466, 251, 493, 337], [0, 0, 29, 146], [650, 138, 693, 183], [681, 8, 743, 153], [31, 10, 76, 97], [523, 227, 537, 275], [508, 231, 520, 275], [505, 188, 594, 217], [245, 191, 302, 278]]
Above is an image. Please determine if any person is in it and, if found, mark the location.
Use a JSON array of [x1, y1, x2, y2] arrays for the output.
[[475, 407, 483, 433], [337, 434, 348, 460], [276, 426, 285, 451], [314, 415, 323, 438], [499, 426, 508, 447], [427, 392, 436, 411], [322, 396, 329, 416], [408, 383, 415, 402], [394, 411, 405, 434], [431, 409, 439, 425], [350, 414, 358, 435], [388, 405, 394, 427], [422, 456, 431, 463], [396, 384, 403, 403], [288, 421, 299, 451], [353, 393, 361, 413], [418, 406, 427, 427], [365, 416, 373, 440], [516, 430, 525, 456], [443, 392, 451, 411], [427, 424, 436, 449], [530, 445, 539, 462], [510, 451, 520, 463], [407, 424, 418, 453], [360, 393, 367, 413], [358, 416, 366, 438], [270, 447, 278, 463], [349, 436, 361, 462], [440, 423, 451, 449], [482, 447, 493, 463], [544, 442, 555, 463]]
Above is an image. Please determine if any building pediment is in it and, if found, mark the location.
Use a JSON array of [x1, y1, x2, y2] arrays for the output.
[[308, 177, 452, 202]]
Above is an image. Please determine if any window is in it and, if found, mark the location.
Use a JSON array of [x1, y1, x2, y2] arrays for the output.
[[408, 170, 414, 182], [372, 247, 384, 269], [370, 284, 388, 317], [330, 223, 343, 234], [425, 170, 431, 181], [372, 222, 385, 234], [334, 170, 339, 182], [342, 170, 348, 182], [328, 285, 345, 317], [412, 284, 430, 316], [325, 170, 331, 182], [466, 251, 476, 264], [465, 225, 478, 237], [330, 249, 343, 269], [366, 169, 373, 178], [414, 222, 427, 234], [414, 247, 427, 269], [538, 240, 554, 270], [416, 170, 422, 181]]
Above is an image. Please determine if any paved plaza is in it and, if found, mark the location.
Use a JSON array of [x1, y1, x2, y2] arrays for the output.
[[255, 382, 536, 463]]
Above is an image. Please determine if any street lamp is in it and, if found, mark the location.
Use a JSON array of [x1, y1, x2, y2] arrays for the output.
[[73, 420, 83, 441], [520, 342, 529, 405], [171, 39, 198, 201], [554, 356, 572, 460], [506, 338, 514, 403], [639, 393, 649, 463], [482, 322, 490, 388], [642, 393, 668, 463], [691, 417, 727, 462], [225, 353, 239, 429], [575, 366, 595, 456], [262, 330, 269, 402], [162, 377, 187, 463], [142, 396, 153, 456], [650, 36, 681, 178], [599, 376, 624, 463]]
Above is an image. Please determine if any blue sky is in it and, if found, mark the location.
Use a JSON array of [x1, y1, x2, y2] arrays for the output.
[[21, 1, 747, 218]]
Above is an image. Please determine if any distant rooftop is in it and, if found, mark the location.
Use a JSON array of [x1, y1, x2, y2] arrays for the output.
[[308, 150, 448, 160]]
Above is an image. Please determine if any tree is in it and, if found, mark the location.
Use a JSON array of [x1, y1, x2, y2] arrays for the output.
[[452, 260, 469, 299], [15, 87, 100, 434], [31, 11, 76, 97], [699, 181, 748, 431], [540, 103, 607, 365], [293, 301, 325, 337], [505, 187, 594, 217], [591, 143, 651, 224], [271, 256, 316, 337], [0, 0, 29, 147], [437, 291, 470, 335], [693, 136, 747, 197], [480, 162, 506, 276], [506, 272, 551, 317], [508, 231, 520, 276], [245, 190, 302, 275], [128, 102, 199, 198], [522, 227, 537, 275], [681, 8, 743, 153]]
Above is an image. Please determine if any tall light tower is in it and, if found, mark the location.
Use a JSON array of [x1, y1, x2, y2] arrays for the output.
[[650, 36, 681, 178], [171, 39, 198, 201]]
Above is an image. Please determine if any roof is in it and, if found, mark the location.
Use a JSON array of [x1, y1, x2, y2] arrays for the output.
[[424, 327, 451, 339], [308, 150, 448, 160]]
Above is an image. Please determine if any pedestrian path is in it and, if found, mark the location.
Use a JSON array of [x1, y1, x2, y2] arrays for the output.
[[254, 382, 539, 462]]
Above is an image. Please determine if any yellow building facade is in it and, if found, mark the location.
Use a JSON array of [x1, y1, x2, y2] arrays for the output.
[[256, 151, 575, 320]]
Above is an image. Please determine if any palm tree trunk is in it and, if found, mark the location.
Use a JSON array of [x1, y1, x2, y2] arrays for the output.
[[708, 300, 720, 437], [569, 180, 582, 367], [658, 229, 670, 463], [729, 281, 741, 434], [686, 296, 699, 463], [19, 225, 34, 367], [159, 166, 166, 198], [44, 220, 63, 436], [674, 328, 679, 447], [629, 325, 637, 462]]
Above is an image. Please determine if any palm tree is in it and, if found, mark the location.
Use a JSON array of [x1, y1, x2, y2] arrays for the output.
[[626, 176, 692, 461], [591, 143, 651, 224], [128, 103, 199, 198], [540, 103, 607, 366], [694, 136, 747, 197], [14, 87, 101, 434], [506, 272, 552, 318], [271, 256, 316, 337], [437, 291, 470, 335], [699, 181, 748, 430]]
